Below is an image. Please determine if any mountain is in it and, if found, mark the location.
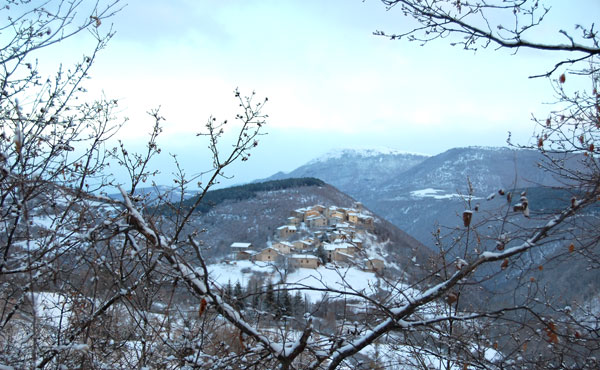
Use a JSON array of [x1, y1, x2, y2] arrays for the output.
[[368, 146, 571, 246], [261, 146, 580, 248], [379, 146, 563, 194], [266, 148, 429, 202], [110, 184, 199, 204]]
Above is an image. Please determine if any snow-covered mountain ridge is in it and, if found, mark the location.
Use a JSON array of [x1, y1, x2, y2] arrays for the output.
[[262, 147, 429, 204], [305, 147, 430, 165], [260, 146, 581, 248]]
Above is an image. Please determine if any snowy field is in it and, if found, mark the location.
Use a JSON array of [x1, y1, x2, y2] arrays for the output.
[[410, 188, 482, 200], [207, 261, 381, 303]]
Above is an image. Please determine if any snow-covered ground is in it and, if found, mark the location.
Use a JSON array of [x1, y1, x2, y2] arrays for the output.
[[286, 265, 379, 303], [410, 188, 482, 200], [32, 292, 72, 326], [207, 261, 382, 303], [410, 188, 459, 199], [358, 341, 502, 370], [207, 260, 274, 285]]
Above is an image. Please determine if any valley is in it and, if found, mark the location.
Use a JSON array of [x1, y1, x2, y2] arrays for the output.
[[3, 145, 597, 369]]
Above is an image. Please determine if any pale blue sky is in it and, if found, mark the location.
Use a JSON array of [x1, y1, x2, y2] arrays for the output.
[[40, 0, 598, 187]]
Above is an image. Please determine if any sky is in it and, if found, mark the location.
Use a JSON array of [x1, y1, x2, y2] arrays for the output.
[[37, 0, 599, 188]]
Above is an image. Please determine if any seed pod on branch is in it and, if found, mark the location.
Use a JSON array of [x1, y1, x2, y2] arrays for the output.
[[199, 298, 208, 317], [446, 291, 459, 305], [462, 210, 472, 227]]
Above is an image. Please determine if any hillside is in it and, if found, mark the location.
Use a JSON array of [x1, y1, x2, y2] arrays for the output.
[[261, 146, 584, 248], [175, 179, 430, 277], [179, 177, 326, 213], [255, 147, 600, 313]]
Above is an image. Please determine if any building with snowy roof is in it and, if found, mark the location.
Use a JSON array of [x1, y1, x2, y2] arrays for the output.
[[253, 247, 281, 262], [276, 225, 297, 240], [290, 254, 320, 269]]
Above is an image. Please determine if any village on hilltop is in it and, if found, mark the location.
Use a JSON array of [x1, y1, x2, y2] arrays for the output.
[[229, 203, 385, 272]]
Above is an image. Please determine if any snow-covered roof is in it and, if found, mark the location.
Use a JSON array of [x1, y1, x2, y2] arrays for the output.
[[291, 254, 319, 260], [332, 231, 351, 238], [277, 225, 297, 231], [323, 242, 354, 251], [230, 242, 252, 249], [336, 251, 353, 258]]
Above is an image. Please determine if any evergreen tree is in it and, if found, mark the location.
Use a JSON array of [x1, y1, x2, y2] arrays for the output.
[[250, 280, 260, 310], [275, 286, 282, 318], [316, 244, 328, 265], [265, 282, 275, 312], [233, 281, 244, 310], [281, 289, 292, 317], [233, 281, 243, 298], [293, 290, 304, 316], [225, 280, 233, 302]]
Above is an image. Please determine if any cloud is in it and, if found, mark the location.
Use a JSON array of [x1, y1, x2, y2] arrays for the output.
[[41, 0, 593, 187]]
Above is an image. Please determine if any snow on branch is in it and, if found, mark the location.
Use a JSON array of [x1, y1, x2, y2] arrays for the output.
[[319, 191, 595, 369], [119, 188, 313, 367]]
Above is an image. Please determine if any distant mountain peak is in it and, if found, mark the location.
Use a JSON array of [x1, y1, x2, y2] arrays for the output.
[[449, 145, 527, 152], [457, 145, 513, 151], [307, 147, 430, 165]]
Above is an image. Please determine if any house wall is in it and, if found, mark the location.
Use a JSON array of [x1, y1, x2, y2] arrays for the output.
[[307, 216, 327, 228], [254, 248, 279, 262], [272, 242, 292, 254], [332, 250, 352, 263], [277, 226, 296, 239], [291, 257, 319, 269], [236, 251, 253, 260], [287, 217, 300, 226], [343, 246, 356, 255], [292, 240, 305, 250], [366, 259, 384, 272], [347, 213, 359, 224], [303, 209, 320, 222], [311, 205, 325, 213]]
